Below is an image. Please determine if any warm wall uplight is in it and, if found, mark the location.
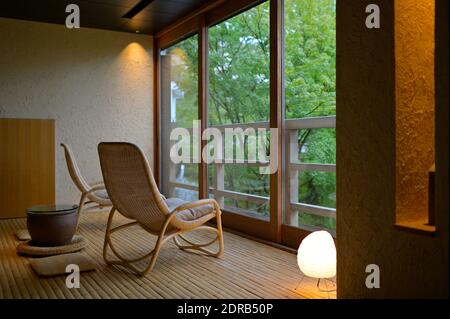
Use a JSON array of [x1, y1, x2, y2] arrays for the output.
[[297, 231, 336, 280], [120, 42, 149, 62], [395, 0, 435, 228], [115, 42, 151, 89]]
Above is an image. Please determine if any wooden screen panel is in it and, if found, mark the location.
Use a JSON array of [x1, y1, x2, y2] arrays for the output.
[[0, 118, 55, 218]]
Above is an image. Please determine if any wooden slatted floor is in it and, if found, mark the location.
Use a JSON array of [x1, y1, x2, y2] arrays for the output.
[[0, 211, 336, 299]]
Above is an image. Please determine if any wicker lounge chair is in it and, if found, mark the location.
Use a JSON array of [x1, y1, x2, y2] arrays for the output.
[[98, 142, 224, 275], [61, 143, 112, 213]]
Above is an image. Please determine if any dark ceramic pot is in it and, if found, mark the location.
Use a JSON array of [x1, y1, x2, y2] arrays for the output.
[[26, 205, 79, 247]]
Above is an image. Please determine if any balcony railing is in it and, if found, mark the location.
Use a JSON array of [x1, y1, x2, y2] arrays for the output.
[[165, 115, 336, 231]]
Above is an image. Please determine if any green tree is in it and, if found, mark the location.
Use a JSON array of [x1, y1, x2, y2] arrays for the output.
[[167, 0, 336, 228]]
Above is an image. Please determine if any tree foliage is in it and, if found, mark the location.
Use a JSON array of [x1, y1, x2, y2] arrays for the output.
[[164, 0, 336, 229]]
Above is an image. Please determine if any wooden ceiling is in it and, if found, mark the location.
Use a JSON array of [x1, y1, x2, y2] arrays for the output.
[[0, 0, 213, 35]]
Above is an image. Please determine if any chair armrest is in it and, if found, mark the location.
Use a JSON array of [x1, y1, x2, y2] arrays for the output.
[[86, 184, 107, 194], [171, 199, 220, 214]]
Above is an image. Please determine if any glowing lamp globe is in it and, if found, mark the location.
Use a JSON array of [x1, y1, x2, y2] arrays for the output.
[[297, 231, 336, 279]]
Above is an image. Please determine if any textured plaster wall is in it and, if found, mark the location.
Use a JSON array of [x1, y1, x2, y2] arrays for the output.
[[395, 0, 435, 223], [0, 18, 153, 205], [337, 0, 448, 298]]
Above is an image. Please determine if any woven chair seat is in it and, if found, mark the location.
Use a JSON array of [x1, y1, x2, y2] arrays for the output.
[[165, 198, 215, 221]]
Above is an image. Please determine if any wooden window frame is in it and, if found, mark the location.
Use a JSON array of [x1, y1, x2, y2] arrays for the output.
[[154, 0, 327, 248]]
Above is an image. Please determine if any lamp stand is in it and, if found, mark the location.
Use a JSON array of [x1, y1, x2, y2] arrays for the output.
[[294, 275, 336, 298], [316, 278, 336, 293]]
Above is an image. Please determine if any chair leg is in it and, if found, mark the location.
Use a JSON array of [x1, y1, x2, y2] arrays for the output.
[[103, 208, 168, 276], [74, 192, 88, 232], [173, 211, 225, 257], [78, 192, 88, 214], [141, 231, 166, 274], [216, 210, 225, 257]]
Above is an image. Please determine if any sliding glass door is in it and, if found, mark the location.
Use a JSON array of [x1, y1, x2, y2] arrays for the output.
[[157, 0, 336, 247], [160, 35, 199, 201], [283, 0, 336, 237], [207, 2, 271, 221]]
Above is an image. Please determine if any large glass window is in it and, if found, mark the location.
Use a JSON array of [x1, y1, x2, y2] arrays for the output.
[[284, 0, 336, 231], [158, 0, 337, 242], [207, 2, 271, 219], [160, 35, 199, 201]]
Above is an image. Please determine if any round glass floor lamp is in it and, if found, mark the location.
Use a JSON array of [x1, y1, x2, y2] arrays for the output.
[[297, 230, 336, 292]]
